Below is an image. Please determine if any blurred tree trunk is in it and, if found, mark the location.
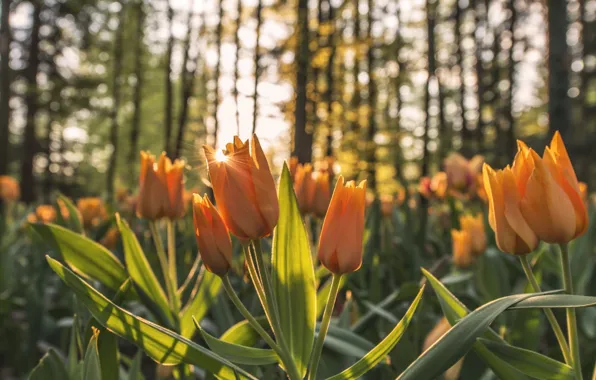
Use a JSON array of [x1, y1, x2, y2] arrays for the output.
[[505, 0, 517, 161], [474, 0, 486, 153], [422, 0, 435, 178], [164, 0, 174, 154], [106, 5, 125, 204], [0, 0, 11, 176], [346, 0, 362, 173], [129, 0, 144, 182], [212, 0, 224, 147], [252, 0, 263, 135], [174, 0, 196, 159], [454, 0, 471, 155], [292, 0, 312, 163], [325, 0, 336, 157], [393, 1, 405, 183], [233, 0, 243, 134], [20, 2, 42, 204], [366, 0, 377, 191], [547, 0, 570, 139], [43, 26, 60, 202]]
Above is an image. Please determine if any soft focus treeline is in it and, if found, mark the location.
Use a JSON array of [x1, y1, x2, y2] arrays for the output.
[[1, 0, 596, 202]]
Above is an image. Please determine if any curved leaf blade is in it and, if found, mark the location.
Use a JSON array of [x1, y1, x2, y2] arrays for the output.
[[326, 285, 425, 380], [478, 339, 574, 380], [46, 256, 256, 380], [56, 194, 84, 233], [84, 330, 103, 380], [179, 269, 222, 338], [31, 223, 128, 291], [195, 317, 279, 365], [28, 349, 70, 380], [271, 163, 316, 377], [510, 294, 596, 309]]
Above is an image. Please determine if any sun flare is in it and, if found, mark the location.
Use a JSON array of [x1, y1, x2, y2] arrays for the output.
[[215, 150, 228, 163]]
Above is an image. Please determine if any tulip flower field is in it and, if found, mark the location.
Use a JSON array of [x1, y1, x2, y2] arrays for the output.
[[1, 132, 596, 380]]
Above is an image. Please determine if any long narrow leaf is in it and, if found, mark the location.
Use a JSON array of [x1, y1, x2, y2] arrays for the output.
[[47, 256, 257, 380], [326, 285, 425, 380], [28, 349, 70, 380], [179, 268, 222, 338], [271, 164, 316, 377], [84, 330, 103, 380]]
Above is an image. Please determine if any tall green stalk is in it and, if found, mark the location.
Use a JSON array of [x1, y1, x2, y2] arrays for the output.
[[519, 255, 572, 365], [149, 220, 179, 314], [308, 273, 342, 380], [560, 243, 583, 380]]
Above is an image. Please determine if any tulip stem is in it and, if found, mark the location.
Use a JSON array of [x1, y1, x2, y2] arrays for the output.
[[308, 273, 342, 380], [242, 243, 268, 316], [149, 221, 179, 315], [519, 255, 572, 365], [560, 243, 583, 380], [167, 220, 178, 291]]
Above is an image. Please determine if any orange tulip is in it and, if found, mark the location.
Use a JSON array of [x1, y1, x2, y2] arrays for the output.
[[289, 156, 299, 178], [543, 132, 588, 239], [77, 197, 107, 228], [459, 213, 487, 256], [136, 152, 186, 220], [312, 171, 331, 218], [192, 194, 233, 276], [482, 163, 539, 255], [419, 176, 433, 199], [318, 176, 366, 274], [0, 176, 20, 203], [431, 172, 448, 199], [294, 163, 315, 214], [514, 141, 577, 244], [451, 229, 474, 268], [203, 135, 278, 240], [35, 205, 57, 223], [476, 174, 487, 202], [100, 227, 120, 250], [423, 318, 463, 380]]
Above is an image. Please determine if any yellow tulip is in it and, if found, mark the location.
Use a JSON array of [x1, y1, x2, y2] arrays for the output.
[[0, 176, 20, 203], [423, 318, 463, 380], [294, 163, 315, 214], [514, 142, 577, 244], [459, 213, 487, 256], [542, 132, 588, 238], [203, 135, 279, 240], [136, 152, 186, 220], [77, 197, 107, 228], [451, 229, 474, 268], [318, 177, 366, 274], [312, 171, 331, 218], [192, 194, 233, 276], [482, 163, 539, 255]]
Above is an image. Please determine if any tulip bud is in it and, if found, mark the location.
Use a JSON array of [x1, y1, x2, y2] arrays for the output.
[[192, 194, 233, 276], [77, 197, 107, 228], [137, 152, 186, 220], [294, 163, 315, 214], [312, 171, 331, 218], [542, 131, 588, 239], [459, 213, 487, 256], [451, 229, 474, 268], [318, 176, 366, 274], [431, 172, 448, 199], [35, 205, 57, 223], [482, 163, 539, 255], [0, 176, 20, 203], [203, 135, 279, 240]]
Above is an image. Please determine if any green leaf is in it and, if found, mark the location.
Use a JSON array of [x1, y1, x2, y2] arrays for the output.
[[422, 268, 529, 380], [477, 339, 574, 380], [220, 317, 268, 347], [271, 163, 316, 377], [47, 256, 257, 380], [128, 351, 144, 380], [68, 315, 81, 378], [116, 216, 174, 325], [326, 285, 425, 380], [321, 325, 375, 358], [84, 330, 103, 380], [179, 269, 222, 338], [56, 194, 84, 233], [28, 349, 70, 380], [195, 317, 279, 365], [509, 294, 596, 309], [31, 223, 128, 291]]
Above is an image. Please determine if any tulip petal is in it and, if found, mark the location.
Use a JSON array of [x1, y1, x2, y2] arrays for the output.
[[501, 168, 538, 253]]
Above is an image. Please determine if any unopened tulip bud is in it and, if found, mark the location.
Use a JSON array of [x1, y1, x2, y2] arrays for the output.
[[0, 176, 20, 203], [459, 213, 486, 256], [192, 194, 233, 276], [312, 171, 331, 218], [77, 197, 107, 228], [294, 163, 315, 214], [204, 135, 279, 239], [318, 176, 366, 274], [451, 229, 474, 268]]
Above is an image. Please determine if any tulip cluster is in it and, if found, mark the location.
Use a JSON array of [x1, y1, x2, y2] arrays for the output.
[[451, 213, 486, 268], [0, 176, 20, 203], [137, 152, 186, 220], [483, 132, 588, 255]]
